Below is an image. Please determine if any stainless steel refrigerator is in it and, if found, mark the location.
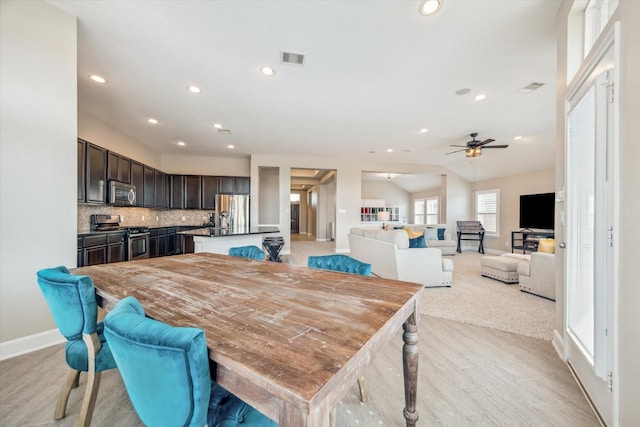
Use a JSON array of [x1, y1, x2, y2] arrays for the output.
[[216, 195, 250, 231]]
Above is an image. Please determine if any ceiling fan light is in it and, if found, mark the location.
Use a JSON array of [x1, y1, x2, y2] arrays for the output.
[[419, 0, 442, 16]]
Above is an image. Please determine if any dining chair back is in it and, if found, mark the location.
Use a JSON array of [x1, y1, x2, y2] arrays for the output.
[[307, 254, 372, 276], [103, 296, 277, 427], [36, 266, 118, 427], [229, 245, 265, 260]]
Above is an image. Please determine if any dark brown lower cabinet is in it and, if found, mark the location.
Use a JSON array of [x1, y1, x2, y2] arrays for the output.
[[107, 233, 126, 263]]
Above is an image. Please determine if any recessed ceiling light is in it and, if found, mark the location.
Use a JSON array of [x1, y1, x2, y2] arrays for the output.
[[213, 123, 223, 129], [474, 93, 487, 101], [419, 0, 442, 16], [513, 136, 523, 141], [227, 145, 235, 149], [177, 141, 186, 146], [187, 85, 201, 93], [147, 118, 158, 124], [89, 74, 107, 84], [420, 128, 428, 133], [260, 66, 276, 76], [387, 148, 393, 153]]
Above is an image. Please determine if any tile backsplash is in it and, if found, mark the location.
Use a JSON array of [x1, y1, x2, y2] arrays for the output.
[[78, 205, 215, 233]]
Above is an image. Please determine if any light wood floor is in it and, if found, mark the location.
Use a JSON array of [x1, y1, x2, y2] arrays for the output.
[[0, 239, 600, 427]]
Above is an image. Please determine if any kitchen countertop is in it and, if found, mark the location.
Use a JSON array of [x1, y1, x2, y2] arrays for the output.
[[177, 226, 280, 237]]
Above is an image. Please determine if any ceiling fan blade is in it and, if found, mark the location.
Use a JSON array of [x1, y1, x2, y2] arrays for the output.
[[482, 145, 509, 149], [445, 148, 467, 155], [476, 138, 495, 147]]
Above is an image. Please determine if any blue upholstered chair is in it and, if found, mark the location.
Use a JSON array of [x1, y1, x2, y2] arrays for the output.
[[103, 296, 277, 427], [307, 254, 372, 276], [36, 266, 118, 427], [229, 245, 265, 261]]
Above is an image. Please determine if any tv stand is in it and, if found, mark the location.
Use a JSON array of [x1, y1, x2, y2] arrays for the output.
[[511, 230, 554, 254]]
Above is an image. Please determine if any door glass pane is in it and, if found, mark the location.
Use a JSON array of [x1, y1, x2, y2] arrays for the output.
[[567, 85, 596, 358]]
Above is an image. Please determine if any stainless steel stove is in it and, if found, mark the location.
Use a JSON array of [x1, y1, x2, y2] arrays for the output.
[[91, 215, 150, 260]]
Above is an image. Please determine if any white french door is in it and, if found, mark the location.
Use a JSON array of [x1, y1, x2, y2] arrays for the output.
[[565, 36, 617, 424]]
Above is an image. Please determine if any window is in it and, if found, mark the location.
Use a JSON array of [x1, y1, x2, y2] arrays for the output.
[[476, 189, 499, 236], [414, 199, 425, 224], [584, 0, 618, 57], [289, 193, 300, 203], [426, 197, 439, 225]]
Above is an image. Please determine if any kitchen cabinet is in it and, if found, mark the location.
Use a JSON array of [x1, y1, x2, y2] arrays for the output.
[[144, 165, 155, 207], [82, 234, 108, 266], [201, 176, 218, 209], [149, 227, 177, 258], [155, 170, 167, 208], [170, 175, 185, 209], [184, 175, 202, 209], [77, 139, 85, 202], [107, 232, 126, 263], [131, 161, 144, 207], [107, 151, 131, 184], [236, 177, 250, 195], [85, 142, 107, 204], [217, 176, 235, 194]]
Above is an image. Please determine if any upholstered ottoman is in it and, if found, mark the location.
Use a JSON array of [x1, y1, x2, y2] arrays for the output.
[[480, 255, 522, 284]]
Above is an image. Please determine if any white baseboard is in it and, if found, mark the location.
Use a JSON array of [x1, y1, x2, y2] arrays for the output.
[[0, 328, 65, 361], [335, 248, 350, 254], [315, 238, 329, 242], [552, 328, 565, 360]]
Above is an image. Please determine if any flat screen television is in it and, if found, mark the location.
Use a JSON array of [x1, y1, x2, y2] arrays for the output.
[[519, 192, 555, 230]]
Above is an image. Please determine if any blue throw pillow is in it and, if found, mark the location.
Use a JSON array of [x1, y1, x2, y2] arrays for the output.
[[438, 228, 445, 240], [409, 235, 427, 248]]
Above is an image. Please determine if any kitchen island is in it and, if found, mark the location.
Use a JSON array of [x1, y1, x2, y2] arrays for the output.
[[177, 226, 280, 255]]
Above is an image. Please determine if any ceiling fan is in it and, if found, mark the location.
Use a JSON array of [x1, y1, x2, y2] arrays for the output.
[[446, 133, 509, 157]]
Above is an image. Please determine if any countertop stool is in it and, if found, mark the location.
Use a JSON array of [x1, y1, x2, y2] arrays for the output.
[[263, 236, 284, 262]]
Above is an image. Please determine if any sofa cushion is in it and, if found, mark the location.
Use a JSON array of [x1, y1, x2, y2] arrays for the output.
[[363, 229, 379, 239], [538, 238, 556, 254], [438, 228, 445, 240], [424, 228, 438, 240], [408, 235, 427, 248], [349, 227, 365, 236], [517, 262, 530, 276], [403, 227, 423, 239]]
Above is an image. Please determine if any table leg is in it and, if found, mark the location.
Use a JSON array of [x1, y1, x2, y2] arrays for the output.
[[402, 312, 419, 427], [456, 232, 462, 253]]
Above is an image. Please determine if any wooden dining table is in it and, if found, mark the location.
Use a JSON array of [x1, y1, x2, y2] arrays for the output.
[[73, 252, 423, 426]]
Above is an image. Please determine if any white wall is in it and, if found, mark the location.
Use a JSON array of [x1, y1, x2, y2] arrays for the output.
[[474, 168, 555, 252], [0, 1, 77, 345], [557, 2, 640, 423]]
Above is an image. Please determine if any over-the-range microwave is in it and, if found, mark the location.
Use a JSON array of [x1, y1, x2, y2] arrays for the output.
[[109, 181, 136, 206]]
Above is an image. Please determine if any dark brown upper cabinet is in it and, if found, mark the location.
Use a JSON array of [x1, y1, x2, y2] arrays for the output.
[[107, 151, 131, 184], [144, 165, 155, 207], [184, 175, 202, 209], [130, 161, 144, 207], [236, 177, 250, 195], [78, 139, 85, 202], [155, 170, 167, 208], [201, 176, 218, 209], [217, 176, 235, 194], [85, 142, 107, 204], [170, 175, 185, 209]]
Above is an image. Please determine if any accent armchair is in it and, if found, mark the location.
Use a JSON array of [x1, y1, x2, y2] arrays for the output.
[[36, 266, 118, 427], [229, 245, 265, 261], [103, 296, 277, 427]]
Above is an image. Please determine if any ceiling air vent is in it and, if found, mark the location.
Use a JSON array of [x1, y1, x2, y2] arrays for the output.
[[516, 82, 545, 93], [281, 51, 304, 66], [218, 129, 231, 134]]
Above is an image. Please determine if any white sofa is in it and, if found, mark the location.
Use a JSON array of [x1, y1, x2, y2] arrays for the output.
[[386, 224, 457, 255], [517, 252, 555, 300], [348, 227, 454, 287]]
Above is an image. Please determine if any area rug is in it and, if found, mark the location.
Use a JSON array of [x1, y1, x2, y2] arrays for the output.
[[420, 252, 555, 340]]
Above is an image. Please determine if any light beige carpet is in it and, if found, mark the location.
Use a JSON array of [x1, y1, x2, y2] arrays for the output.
[[421, 252, 555, 340]]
